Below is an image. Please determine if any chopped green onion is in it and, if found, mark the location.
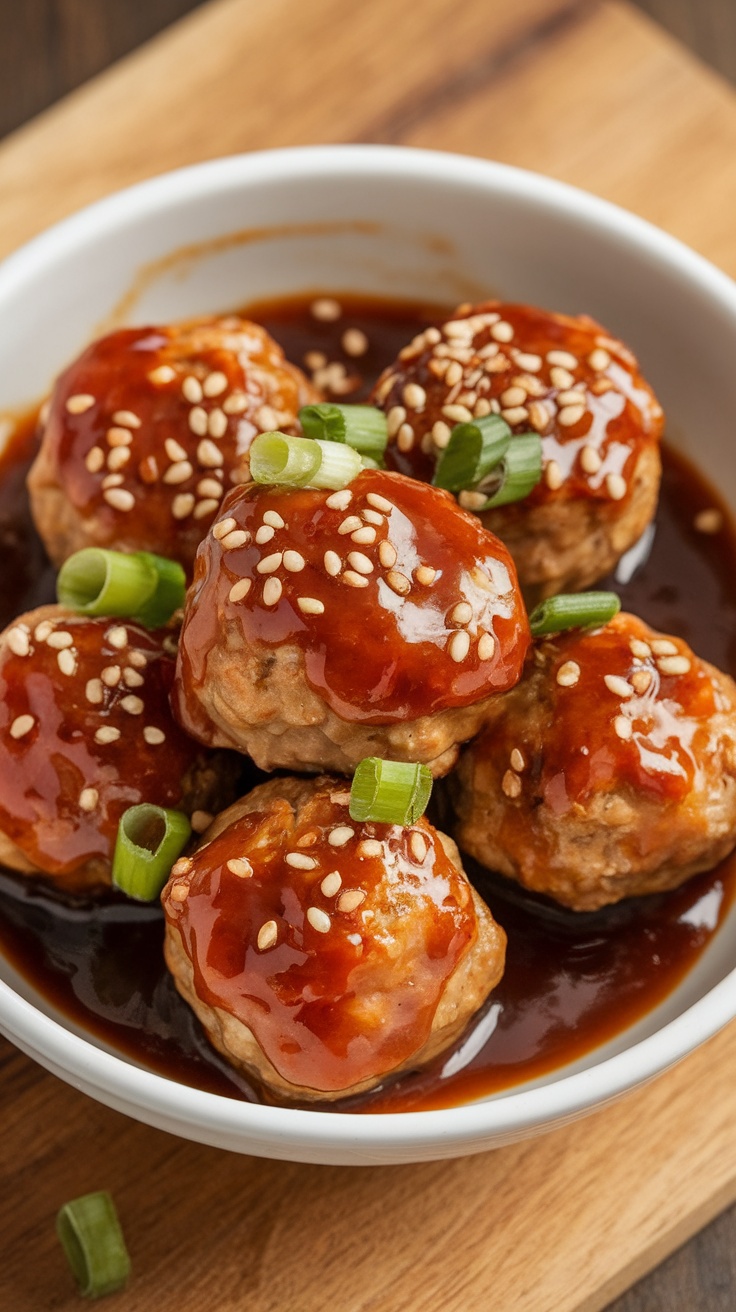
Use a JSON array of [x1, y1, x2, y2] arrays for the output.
[[249, 431, 362, 490], [529, 591, 622, 636], [349, 758, 433, 826], [433, 415, 511, 492], [479, 433, 543, 509], [299, 403, 388, 461], [57, 548, 185, 629], [112, 804, 191, 901], [56, 1191, 131, 1299]]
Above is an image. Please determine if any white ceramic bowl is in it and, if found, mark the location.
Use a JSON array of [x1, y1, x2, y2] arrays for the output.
[[1, 145, 736, 1166]]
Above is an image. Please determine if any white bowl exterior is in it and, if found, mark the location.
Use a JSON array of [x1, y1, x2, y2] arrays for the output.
[[1, 145, 736, 1164]]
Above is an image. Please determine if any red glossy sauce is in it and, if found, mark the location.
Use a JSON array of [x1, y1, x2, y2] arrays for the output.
[[0, 294, 734, 1113], [177, 469, 529, 728], [165, 785, 477, 1093]]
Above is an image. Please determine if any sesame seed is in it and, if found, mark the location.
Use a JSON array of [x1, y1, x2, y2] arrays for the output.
[[208, 408, 228, 439], [9, 714, 34, 739], [325, 489, 352, 511], [471, 566, 495, 592], [558, 405, 586, 428], [227, 858, 253, 877], [556, 660, 581, 687], [163, 460, 193, 485], [197, 439, 223, 469], [165, 438, 188, 462], [85, 447, 105, 473], [324, 550, 342, 576], [588, 348, 611, 371], [321, 871, 343, 896], [386, 405, 407, 437], [343, 570, 369, 589], [196, 477, 223, 498], [286, 851, 317, 869], [379, 541, 398, 569], [362, 509, 384, 526], [107, 447, 131, 472], [448, 630, 471, 662], [458, 491, 486, 511], [307, 906, 331, 932], [256, 551, 283, 574], [263, 577, 283, 606], [148, 365, 176, 385], [190, 810, 213, 834], [342, 328, 369, 357], [510, 748, 526, 772], [548, 350, 578, 369], [103, 488, 135, 512], [403, 383, 426, 409], [104, 628, 127, 652], [139, 456, 159, 484], [279, 550, 304, 573], [46, 629, 73, 649], [6, 628, 30, 657], [502, 769, 522, 799], [182, 376, 203, 403], [345, 551, 372, 576], [257, 920, 278, 951], [66, 393, 95, 414], [337, 889, 366, 913], [450, 601, 473, 625], [171, 856, 193, 877], [550, 366, 575, 390], [127, 649, 146, 666], [255, 525, 275, 545], [172, 493, 195, 519], [297, 596, 324, 615], [203, 370, 229, 398], [386, 570, 411, 596], [501, 406, 529, 425], [444, 361, 464, 387], [357, 839, 382, 858], [194, 496, 219, 517], [500, 386, 527, 408], [606, 473, 627, 501], [110, 410, 141, 430], [631, 669, 653, 693], [350, 526, 377, 546], [338, 516, 362, 535], [57, 649, 76, 677], [415, 565, 436, 586], [213, 516, 238, 540], [557, 389, 586, 407], [630, 638, 651, 658], [95, 726, 120, 744], [491, 321, 514, 342], [120, 695, 143, 716], [324, 827, 354, 853], [229, 578, 252, 603], [604, 674, 634, 699], [188, 406, 208, 436], [260, 509, 284, 531], [311, 297, 342, 321], [580, 444, 602, 474], [515, 352, 543, 372], [694, 508, 723, 534], [143, 726, 166, 745], [169, 883, 189, 904], [366, 492, 394, 513], [431, 421, 452, 449], [478, 632, 496, 660], [397, 423, 415, 451], [101, 473, 124, 490], [614, 715, 633, 740], [223, 530, 251, 551], [410, 831, 428, 862], [544, 460, 563, 491], [657, 655, 691, 675], [78, 787, 98, 812], [223, 392, 248, 415], [442, 404, 473, 423]]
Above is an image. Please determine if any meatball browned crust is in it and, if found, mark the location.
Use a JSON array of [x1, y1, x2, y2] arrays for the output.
[[28, 316, 320, 571], [162, 775, 506, 1101], [373, 302, 664, 601], [172, 468, 530, 776], [0, 605, 236, 892], [451, 612, 736, 910]]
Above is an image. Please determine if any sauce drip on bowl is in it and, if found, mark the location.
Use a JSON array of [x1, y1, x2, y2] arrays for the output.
[[0, 293, 735, 1112]]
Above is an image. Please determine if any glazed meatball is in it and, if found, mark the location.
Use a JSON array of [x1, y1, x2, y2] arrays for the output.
[[28, 316, 319, 571], [161, 775, 506, 1101], [373, 302, 664, 600], [172, 468, 530, 776], [0, 605, 235, 892], [451, 612, 736, 911]]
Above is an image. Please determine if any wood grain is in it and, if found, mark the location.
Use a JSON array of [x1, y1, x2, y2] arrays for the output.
[[2, 1, 736, 1309]]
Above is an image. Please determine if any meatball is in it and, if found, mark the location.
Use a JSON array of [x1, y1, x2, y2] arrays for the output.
[[172, 468, 530, 776], [451, 612, 736, 911], [0, 605, 236, 892], [373, 302, 664, 601], [161, 775, 506, 1101], [28, 316, 320, 571]]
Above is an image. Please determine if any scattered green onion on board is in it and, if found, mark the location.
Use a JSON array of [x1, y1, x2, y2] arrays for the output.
[[250, 431, 363, 490], [57, 548, 185, 629], [528, 591, 622, 637], [433, 415, 543, 509], [299, 402, 388, 462], [349, 757, 433, 826], [112, 804, 191, 902], [56, 1191, 131, 1299]]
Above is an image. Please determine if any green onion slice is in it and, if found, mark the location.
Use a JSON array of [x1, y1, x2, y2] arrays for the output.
[[479, 433, 543, 509], [433, 414, 511, 492], [349, 758, 433, 825], [299, 403, 388, 461], [250, 431, 362, 490], [529, 591, 622, 637], [56, 1191, 131, 1299], [57, 548, 185, 629], [112, 804, 191, 901]]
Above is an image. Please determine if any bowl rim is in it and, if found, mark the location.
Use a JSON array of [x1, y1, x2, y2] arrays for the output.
[[2, 142, 736, 1156]]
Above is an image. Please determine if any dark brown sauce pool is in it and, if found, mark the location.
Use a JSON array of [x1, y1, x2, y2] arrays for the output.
[[1, 293, 735, 1113]]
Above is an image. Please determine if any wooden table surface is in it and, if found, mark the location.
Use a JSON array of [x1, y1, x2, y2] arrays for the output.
[[3, 1, 736, 1308]]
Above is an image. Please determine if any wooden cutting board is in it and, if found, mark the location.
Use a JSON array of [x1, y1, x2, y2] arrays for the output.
[[3, 1, 736, 1307]]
